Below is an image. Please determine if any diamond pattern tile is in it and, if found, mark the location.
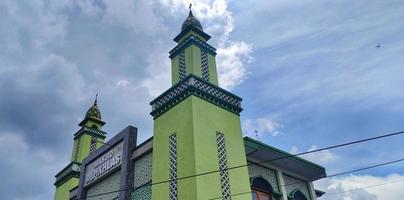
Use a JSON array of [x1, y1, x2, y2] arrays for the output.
[[179, 51, 186, 80], [216, 132, 231, 200], [169, 134, 178, 200], [201, 50, 209, 81]]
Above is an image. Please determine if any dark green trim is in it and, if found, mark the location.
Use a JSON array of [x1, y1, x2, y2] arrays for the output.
[[73, 126, 107, 140], [244, 137, 326, 172], [150, 74, 242, 105], [54, 172, 80, 187], [315, 189, 325, 197], [150, 75, 243, 119], [69, 185, 78, 193], [55, 161, 81, 177], [169, 35, 216, 59], [173, 25, 211, 42], [54, 162, 81, 187], [287, 189, 308, 200], [78, 117, 105, 127]]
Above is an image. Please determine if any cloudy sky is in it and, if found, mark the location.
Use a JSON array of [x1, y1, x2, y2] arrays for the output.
[[1, 0, 404, 199]]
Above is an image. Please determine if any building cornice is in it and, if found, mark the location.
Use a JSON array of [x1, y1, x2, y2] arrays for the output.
[[150, 74, 242, 119], [169, 35, 216, 59], [173, 25, 211, 42], [78, 116, 105, 127], [54, 162, 81, 187], [73, 126, 107, 140]]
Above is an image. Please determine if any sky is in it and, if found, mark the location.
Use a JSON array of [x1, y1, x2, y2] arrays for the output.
[[1, 0, 404, 199]]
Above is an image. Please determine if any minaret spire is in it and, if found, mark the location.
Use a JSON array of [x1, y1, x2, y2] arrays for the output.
[[188, 3, 195, 17], [94, 93, 98, 105]]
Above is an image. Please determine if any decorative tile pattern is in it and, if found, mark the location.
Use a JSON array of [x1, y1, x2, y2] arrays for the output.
[[168, 134, 178, 200], [89, 136, 97, 153], [134, 153, 153, 188], [247, 163, 280, 192], [74, 137, 81, 162], [86, 170, 120, 200], [178, 51, 186, 80], [201, 50, 209, 81], [83, 126, 106, 137], [150, 75, 242, 118], [151, 78, 191, 111], [132, 153, 152, 200], [283, 174, 310, 199], [132, 184, 152, 200], [192, 78, 240, 107], [216, 132, 231, 200]]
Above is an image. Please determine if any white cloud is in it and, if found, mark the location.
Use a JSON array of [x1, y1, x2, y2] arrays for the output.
[[242, 117, 282, 137], [315, 174, 404, 200], [217, 41, 253, 90], [290, 145, 338, 165]]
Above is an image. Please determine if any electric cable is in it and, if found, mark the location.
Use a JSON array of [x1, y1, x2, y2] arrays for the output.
[[141, 130, 404, 189], [321, 178, 404, 197], [207, 157, 404, 200], [84, 130, 404, 199], [87, 156, 404, 199], [327, 158, 404, 178]]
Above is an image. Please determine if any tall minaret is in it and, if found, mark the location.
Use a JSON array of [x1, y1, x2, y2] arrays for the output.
[[151, 5, 251, 200], [54, 96, 107, 200]]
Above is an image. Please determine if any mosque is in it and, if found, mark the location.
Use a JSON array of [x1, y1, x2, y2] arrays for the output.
[[54, 6, 326, 200]]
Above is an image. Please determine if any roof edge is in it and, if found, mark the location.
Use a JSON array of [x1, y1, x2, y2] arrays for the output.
[[243, 136, 326, 172]]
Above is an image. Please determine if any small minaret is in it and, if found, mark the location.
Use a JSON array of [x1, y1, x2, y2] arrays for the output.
[[54, 95, 107, 200], [151, 5, 251, 200], [169, 3, 219, 86]]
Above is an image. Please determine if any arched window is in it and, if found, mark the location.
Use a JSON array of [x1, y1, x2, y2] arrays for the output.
[[290, 190, 307, 200], [251, 177, 273, 200], [91, 124, 99, 130]]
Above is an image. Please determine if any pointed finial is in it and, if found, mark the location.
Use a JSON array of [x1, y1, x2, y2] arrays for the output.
[[94, 93, 98, 105], [188, 3, 194, 17]]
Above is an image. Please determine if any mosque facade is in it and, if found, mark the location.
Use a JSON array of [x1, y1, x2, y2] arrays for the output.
[[54, 7, 326, 200]]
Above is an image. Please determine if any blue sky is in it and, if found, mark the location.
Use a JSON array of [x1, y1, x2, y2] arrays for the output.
[[1, 0, 404, 199]]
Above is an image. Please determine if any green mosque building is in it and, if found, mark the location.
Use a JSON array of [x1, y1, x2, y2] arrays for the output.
[[54, 7, 326, 200]]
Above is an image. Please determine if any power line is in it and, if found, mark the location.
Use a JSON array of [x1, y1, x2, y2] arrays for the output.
[[85, 130, 404, 199], [208, 157, 404, 200], [327, 158, 404, 178], [321, 178, 404, 197], [87, 156, 404, 199], [208, 178, 404, 200], [146, 130, 404, 189]]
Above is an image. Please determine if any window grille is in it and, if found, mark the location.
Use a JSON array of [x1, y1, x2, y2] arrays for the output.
[[89, 136, 97, 153], [168, 134, 178, 200], [179, 51, 186, 80], [216, 132, 231, 200], [201, 51, 209, 81], [74, 137, 81, 161]]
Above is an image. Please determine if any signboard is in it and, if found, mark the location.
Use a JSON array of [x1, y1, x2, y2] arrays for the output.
[[84, 142, 123, 186]]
